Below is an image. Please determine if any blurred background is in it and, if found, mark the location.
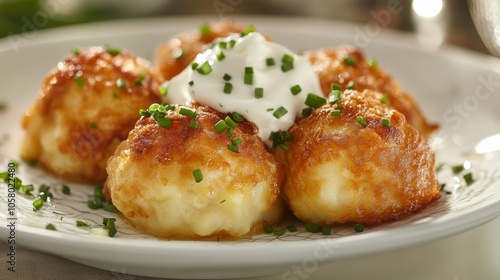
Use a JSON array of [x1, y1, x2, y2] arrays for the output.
[[0, 0, 493, 55]]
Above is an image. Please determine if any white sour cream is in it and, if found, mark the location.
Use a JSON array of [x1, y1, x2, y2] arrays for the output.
[[164, 32, 322, 145]]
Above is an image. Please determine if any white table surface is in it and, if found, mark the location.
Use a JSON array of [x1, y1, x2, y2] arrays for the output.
[[2, 216, 500, 280]]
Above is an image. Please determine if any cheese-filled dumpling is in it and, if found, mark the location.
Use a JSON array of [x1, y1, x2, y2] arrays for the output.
[[104, 104, 285, 240], [20, 46, 162, 183], [154, 19, 251, 81], [305, 47, 438, 138], [279, 89, 440, 225]]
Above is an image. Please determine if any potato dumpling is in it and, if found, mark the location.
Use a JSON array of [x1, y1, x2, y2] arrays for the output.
[[104, 104, 285, 240], [305, 47, 438, 138], [154, 19, 251, 81], [20, 46, 162, 183], [279, 89, 440, 225]]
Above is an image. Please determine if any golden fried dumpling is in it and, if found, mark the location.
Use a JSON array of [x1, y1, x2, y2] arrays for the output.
[[304, 47, 438, 138], [104, 104, 285, 240], [20, 46, 162, 183], [154, 19, 251, 81], [279, 89, 440, 225]]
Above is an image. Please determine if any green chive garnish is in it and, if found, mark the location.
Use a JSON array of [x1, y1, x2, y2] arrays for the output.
[[354, 224, 365, 232], [103, 203, 118, 213], [305, 223, 322, 233], [273, 106, 288, 119], [287, 224, 297, 232], [103, 218, 117, 237], [451, 164, 465, 174], [240, 25, 255, 37], [330, 83, 341, 91], [179, 106, 198, 118], [380, 94, 389, 104], [71, 47, 80, 56], [223, 73, 232, 81], [368, 58, 378, 69], [356, 116, 368, 127], [328, 90, 342, 104], [305, 94, 326, 108], [266, 57, 275, 66], [46, 223, 56, 230], [254, 87, 264, 98], [199, 23, 211, 36], [159, 83, 169, 96], [281, 54, 294, 72], [463, 172, 474, 185], [189, 120, 199, 129], [224, 116, 237, 128], [75, 73, 84, 88], [346, 81, 356, 89], [105, 46, 121, 55], [219, 41, 227, 49], [274, 230, 286, 237], [229, 39, 236, 48], [330, 110, 341, 116], [172, 48, 184, 60], [193, 169, 203, 183], [302, 107, 313, 117], [214, 120, 227, 134], [62, 185, 71, 195], [76, 220, 90, 228], [216, 51, 225, 61], [223, 82, 233, 94], [231, 112, 244, 122], [89, 123, 98, 129], [227, 144, 239, 153], [244, 67, 254, 85], [263, 225, 274, 233], [197, 61, 212, 75], [321, 227, 332, 235], [290, 84, 302, 95], [381, 118, 391, 127], [343, 55, 356, 66], [33, 197, 43, 211]]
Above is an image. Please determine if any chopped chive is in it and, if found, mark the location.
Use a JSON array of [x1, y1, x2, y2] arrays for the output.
[[219, 41, 227, 49], [220, 199, 226, 204], [223, 82, 233, 94], [254, 87, 264, 98], [156, 117, 172, 128], [356, 116, 368, 127], [282, 54, 294, 63], [193, 169, 203, 183], [266, 57, 275, 66], [463, 172, 474, 185], [354, 224, 365, 232], [263, 225, 274, 234], [321, 227, 332, 235], [440, 183, 446, 191], [267, 108, 274, 112], [368, 58, 378, 69], [103, 218, 117, 237], [343, 55, 356, 66], [305, 223, 322, 233], [244, 67, 254, 85], [76, 220, 90, 228], [274, 230, 286, 237], [46, 223, 56, 230], [75, 73, 84, 88], [196, 61, 213, 75], [451, 164, 465, 174], [330, 110, 341, 116], [189, 120, 199, 129], [381, 118, 391, 127], [199, 23, 211, 36], [302, 107, 313, 117], [105, 46, 121, 55], [328, 90, 342, 104], [380, 94, 389, 104], [134, 71, 148, 86], [330, 83, 341, 91], [71, 47, 80, 56], [116, 78, 127, 90], [227, 144, 239, 153], [305, 93, 326, 108], [436, 163, 445, 172], [214, 120, 228, 134], [103, 203, 118, 213], [240, 25, 255, 37], [159, 83, 169, 96], [225, 116, 237, 128], [281, 61, 294, 72], [226, 127, 234, 137], [231, 112, 244, 122], [179, 106, 198, 118], [223, 73, 232, 81], [216, 51, 225, 61], [191, 62, 198, 69], [139, 109, 151, 117], [89, 123, 98, 129], [229, 39, 236, 48], [62, 185, 71, 195], [278, 144, 290, 150], [232, 137, 242, 145], [287, 224, 297, 232], [189, 80, 194, 86], [290, 84, 302, 95], [33, 197, 43, 211], [273, 106, 288, 119], [346, 81, 356, 89]]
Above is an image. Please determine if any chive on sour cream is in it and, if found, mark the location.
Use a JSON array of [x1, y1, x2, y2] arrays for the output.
[[163, 31, 322, 146]]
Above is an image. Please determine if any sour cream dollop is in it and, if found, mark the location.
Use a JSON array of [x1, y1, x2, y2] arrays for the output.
[[164, 32, 322, 145]]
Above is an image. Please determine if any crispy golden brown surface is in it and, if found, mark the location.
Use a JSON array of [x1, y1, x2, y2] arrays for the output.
[[104, 105, 286, 240], [20, 46, 162, 183], [278, 89, 440, 225], [304, 47, 438, 138], [154, 19, 250, 81]]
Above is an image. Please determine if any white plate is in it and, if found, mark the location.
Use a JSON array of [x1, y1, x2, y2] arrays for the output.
[[1, 16, 500, 279]]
